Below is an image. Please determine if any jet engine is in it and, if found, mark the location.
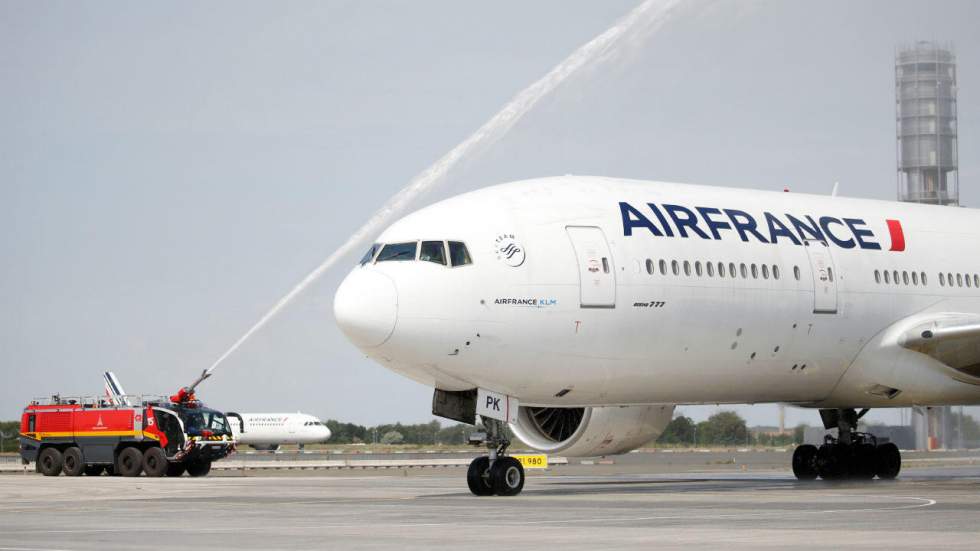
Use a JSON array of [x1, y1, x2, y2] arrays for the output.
[[509, 404, 675, 457]]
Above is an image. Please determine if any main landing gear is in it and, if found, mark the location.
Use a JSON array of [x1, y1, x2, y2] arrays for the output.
[[467, 417, 525, 496], [792, 408, 901, 481]]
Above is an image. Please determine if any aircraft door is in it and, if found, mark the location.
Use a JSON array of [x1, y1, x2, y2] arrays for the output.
[[227, 412, 244, 435], [803, 239, 838, 314], [566, 226, 616, 308]]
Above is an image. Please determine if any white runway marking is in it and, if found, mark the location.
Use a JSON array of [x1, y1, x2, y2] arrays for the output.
[[3, 494, 937, 535]]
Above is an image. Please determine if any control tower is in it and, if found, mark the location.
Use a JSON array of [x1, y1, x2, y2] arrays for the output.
[[896, 41, 959, 206]]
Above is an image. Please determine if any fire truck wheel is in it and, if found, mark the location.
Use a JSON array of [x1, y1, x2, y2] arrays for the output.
[[166, 463, 187, 477], [116, 447, 144, 477], [38, 447, 63, 476], [62, 447, 85, 477], [186, 459, 212, 477], [142, 447, 168, 477]]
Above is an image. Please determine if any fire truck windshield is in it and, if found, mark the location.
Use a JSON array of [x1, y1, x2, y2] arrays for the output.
[[180, 409, 231, 436]]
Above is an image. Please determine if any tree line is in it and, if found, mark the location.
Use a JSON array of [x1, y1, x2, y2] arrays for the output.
[[324, 412, 793, 448], [0, 421, 18, 453]]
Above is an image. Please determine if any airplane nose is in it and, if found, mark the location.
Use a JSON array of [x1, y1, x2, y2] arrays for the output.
[[334, 269, 397, 348]]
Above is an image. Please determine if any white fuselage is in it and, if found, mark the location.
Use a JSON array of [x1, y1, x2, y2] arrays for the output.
[[334, 176, 980, 411], [227, 412, 331, 446]]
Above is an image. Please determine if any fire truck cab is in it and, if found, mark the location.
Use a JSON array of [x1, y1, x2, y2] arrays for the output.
[[19, 393, 236, 477]]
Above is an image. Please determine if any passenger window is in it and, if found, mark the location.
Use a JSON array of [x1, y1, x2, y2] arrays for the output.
[[761, 264, 769, 279], [773, 265, 780, 280], [707, 262, 715, 277], [874, 270, 881, 284], [893, 271, 899, 285], [660, 259, 668, 275], [695, 261, 702, 277], [360, 243, 382, 265], [448, 241, 472, 267], [420, 241, 447, 265], [967, 274, 973, 288], [646, 259, 654, 275], [683, 261, 691, 276], [939, 273, 945, 286], [601, 257, 610, 274], [912, 272, 919, 286], [718, 262, 726, 278], [884, 270, 891, 284], [751, 264, 758, 279], [827, 267, 834, 282], [957, 273, 963, 287], [974, 275, 979, 288], [740, 263, 748, 279], [376, 242, 417, 262], [794, 266, 801, 281], [902, 271, 909, 285], [672, 260, 679, 275], [922, 273, 928, 286], [729, 263, 737, 278]]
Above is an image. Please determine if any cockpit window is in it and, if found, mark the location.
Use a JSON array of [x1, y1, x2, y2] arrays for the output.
[[448, 241, 472, 267], [376, 242, 417, 262], [420, 241, 447, 265], [359, 243, 382, 266]]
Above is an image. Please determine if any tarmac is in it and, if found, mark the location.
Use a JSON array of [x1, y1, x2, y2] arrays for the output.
[[2, 451, 980, 550]]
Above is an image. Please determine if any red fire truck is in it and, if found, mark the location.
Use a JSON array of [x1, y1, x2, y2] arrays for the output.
[[19, 389, 235, 477]]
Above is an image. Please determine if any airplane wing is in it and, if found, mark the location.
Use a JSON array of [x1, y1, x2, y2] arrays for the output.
[[898, 313, 980, 383]]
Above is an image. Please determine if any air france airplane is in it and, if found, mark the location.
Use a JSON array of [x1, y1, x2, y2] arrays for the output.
[[334, 176, 980, 496], [225, 412, 332, 451]]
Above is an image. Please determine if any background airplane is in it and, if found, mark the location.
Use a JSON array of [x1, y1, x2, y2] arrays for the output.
[[226, 412, 332, 451]]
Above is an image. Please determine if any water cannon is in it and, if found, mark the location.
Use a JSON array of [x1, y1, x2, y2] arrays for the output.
[[169, 387, 198, 405]]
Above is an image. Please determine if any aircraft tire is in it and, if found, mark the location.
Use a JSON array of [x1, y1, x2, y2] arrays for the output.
[[791, 444, 818, 480], [816, 443, 848, 480], [851, 443, 877, 480], [875, 443, 901, 480], [466, 457, 494, 496], [490, 457, 525, 497]]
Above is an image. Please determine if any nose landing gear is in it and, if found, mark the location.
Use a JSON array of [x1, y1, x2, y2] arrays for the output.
[[792, 408, 901, 481], [467, 417, 525, 496]]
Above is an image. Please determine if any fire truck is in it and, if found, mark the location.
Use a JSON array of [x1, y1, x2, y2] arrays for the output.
[[19, 387, 235, 477]]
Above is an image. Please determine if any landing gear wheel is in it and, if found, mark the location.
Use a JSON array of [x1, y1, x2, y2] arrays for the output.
[[84, 465, 106, 476], [38, 448, 63, 477], [166, 463, 187, 477], [490, 456, 525, 496], [116, 447, 144, 477], [851, 443, 877, 480], [816, 443, 849, 481], [62, 446, 85, 476], [875, 442, 901, 480], [467, 457, 494, 496], [186, 459, 212, 477], [142, 447, 168, 477], [792, 444, 818, 480]]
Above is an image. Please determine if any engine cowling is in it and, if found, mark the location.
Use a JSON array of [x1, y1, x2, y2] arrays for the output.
[[509, 404, 675, 457]]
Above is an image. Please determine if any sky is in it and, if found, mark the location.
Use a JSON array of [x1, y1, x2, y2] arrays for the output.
[[2, 0, 979, 428]]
